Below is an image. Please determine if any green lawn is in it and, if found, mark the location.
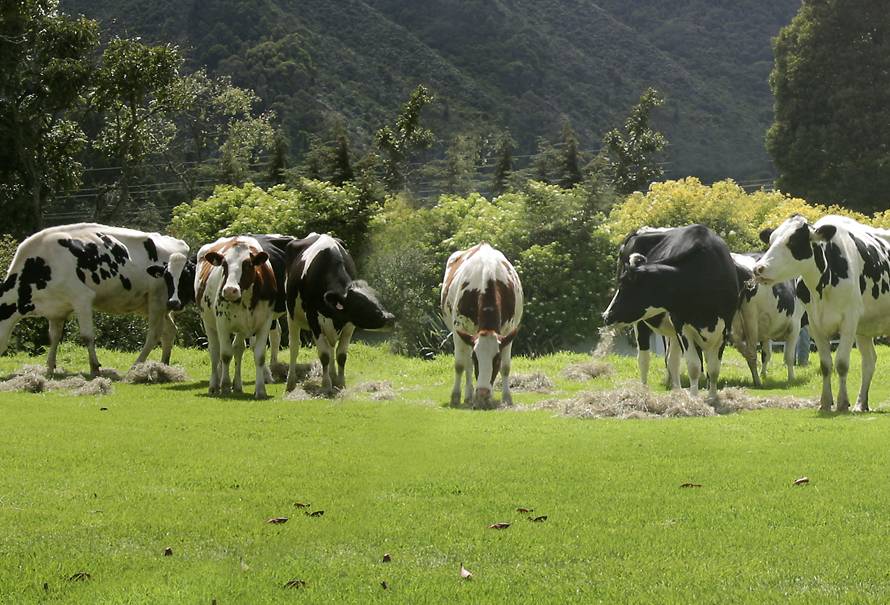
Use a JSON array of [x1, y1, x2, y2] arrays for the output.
[[3, 342, 890, 603]]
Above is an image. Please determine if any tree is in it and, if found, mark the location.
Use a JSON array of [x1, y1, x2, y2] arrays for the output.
[[444, 133, 481, 194], [0, 0, 98, 234], [492, 130, 514, 196], [602, 88, 668, 195], [330, 130, 354, 186], [531, 136, 563, 184], [559, 120, 583, 189], [267, 130, 289, 185], [374, 85, 435, 192], [767, 0, 890, 213]]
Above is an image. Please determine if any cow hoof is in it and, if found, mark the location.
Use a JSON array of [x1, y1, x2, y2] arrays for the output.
[[253, 391, 269, 400], [854, 404, 869, 413], [836, 403, 851, 413], [502, 394, 513, 406]]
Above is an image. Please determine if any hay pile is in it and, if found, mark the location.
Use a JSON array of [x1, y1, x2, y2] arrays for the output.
[[125, 362, 187, 384], [592, 325, 618, 357], [562, 360, 613, 382], [0, 366, 113, 396], [534, 383, 815, 419], [337, 380, 396, 401], [268, 362, 290, 383], [501, 372, 554, 393]]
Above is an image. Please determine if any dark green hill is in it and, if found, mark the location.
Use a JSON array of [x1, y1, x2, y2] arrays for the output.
[[62, 0, 798, 182]]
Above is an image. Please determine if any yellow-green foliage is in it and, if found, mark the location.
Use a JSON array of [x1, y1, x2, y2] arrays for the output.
[[604, 177, 869, 251]]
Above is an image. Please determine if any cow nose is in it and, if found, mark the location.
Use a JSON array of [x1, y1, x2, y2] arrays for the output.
[[222, 286, 241, 301], [167, 299, 183, 311], [753, 264, 765, 276], [384, 313, 396, 328]]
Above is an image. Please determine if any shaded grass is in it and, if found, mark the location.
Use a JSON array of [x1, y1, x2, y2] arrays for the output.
[[2, 343, 890, 602]]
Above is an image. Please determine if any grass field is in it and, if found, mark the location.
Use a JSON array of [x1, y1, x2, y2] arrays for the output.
[[3, 341, 890, 603]]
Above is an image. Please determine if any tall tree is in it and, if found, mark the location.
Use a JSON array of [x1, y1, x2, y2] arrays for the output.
[[330, 130, 354, 186], [267, 130, 289, 186], [444, 133, 481, 194], [767, 0, 890, 213], [374, 85, 435, 192], [602, 88, 667, 195], [0, 0, 98, 234], [559, 120, 583, 189], [492, 130, 514, 196]]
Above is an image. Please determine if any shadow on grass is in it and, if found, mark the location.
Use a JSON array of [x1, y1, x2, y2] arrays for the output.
[[718, 374, 810, 390]]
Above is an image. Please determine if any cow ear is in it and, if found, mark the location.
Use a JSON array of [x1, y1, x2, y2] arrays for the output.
[[146, 265, 166, 278], [324, 290, 346, 311], [251, 251, 269, 266], [456, 330, 475, 346], [205, 251, 224, 266], [628, 253, 647, 268], [813, 224, 837, 241], [498, 328, 518, 350], [759, 228, 774, 245]]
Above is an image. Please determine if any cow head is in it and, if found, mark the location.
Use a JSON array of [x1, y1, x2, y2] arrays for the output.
[[456, 328, 518, 402], [754, 215, 834, 285], [204, 243, 269, 303], [602, 254, 676, 326], [323, 280, 395, 330], [163, 253, 196, 311]]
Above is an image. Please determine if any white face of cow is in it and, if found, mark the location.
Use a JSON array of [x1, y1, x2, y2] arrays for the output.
[[205, 244, 268, 303], [473, 332, 501, 399], [165, 253, 190, 311], [754, 216, 817, 285]]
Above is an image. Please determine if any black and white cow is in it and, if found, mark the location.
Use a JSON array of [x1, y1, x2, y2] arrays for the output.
[[603, 224, 740, 399], [730, 252, 805, 385], [284, 233, 394, 393], [195, 235, 278, 398], [0, 223, 190, 375], [754, 214, 890, 411], [441, 243, 523, 407]]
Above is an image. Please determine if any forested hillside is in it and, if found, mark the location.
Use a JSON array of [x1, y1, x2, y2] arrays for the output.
[[62, 0, 798, 182]]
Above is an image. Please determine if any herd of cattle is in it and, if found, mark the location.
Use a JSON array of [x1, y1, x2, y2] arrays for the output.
[[1, 214, 889, 411]]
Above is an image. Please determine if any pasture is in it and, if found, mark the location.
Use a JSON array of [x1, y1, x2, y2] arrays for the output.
[[3, 342, 890, 603]]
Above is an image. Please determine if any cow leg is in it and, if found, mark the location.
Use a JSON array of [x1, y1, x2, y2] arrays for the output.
[[160, 314, 175, 365], [703, 343, 722, 402], [333, 324, 355, 389], [217, 328, 234, 395], [203, 316, 221, 395], [733, 307, 761, 387], [680, 333, 702, 396], [500, 341, 514, 405], [269, 319, 281, 366], [854, 335, 876, 413], [452, 335, 472, 406], [760, 340, 772, 380], [74, 303, 101, 377], [634, 322, 652, 386], [46, 316, 67, 377], [285, 316, 301, 392], [317, 335, 335, 394], [252, 320, 272, 399], [834, 324, 856, 412], [783, 328, 799, 383], [232, 337, 245, 394], [665, 335, 682, 390], [811, 331, 834, 411]]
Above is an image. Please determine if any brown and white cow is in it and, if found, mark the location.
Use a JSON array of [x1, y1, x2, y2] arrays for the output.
[[195, 236, 278, 399], [441, 243, 523, 407]]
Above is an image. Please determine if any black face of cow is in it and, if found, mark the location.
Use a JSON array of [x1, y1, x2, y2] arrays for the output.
[[162, 253, 196, 311], [335, 281, 395, 330], [602, 263, 675, 326]]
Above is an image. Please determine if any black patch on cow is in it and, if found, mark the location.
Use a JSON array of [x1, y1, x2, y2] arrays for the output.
[[796, 280, 811, 304], [17, 256, 52, 315], [636, 320, 653, 351], [850, 234, 890, 300], [143, 238, 159, 262], [0, 273, 17, 297], [815, 241, 849, 296], [147, 265, 165, 278], [772, 283, 795, 316], [860, 274, 867, 294], [787, 224, 814, 260], [119, 275, 132, 290], [0, 304, 15, 320], [59, 235, 129, 286]]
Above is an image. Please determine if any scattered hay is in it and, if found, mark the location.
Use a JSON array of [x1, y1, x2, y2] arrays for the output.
[[125, 362, 187, 384], [0, 366, 113, 396], [562, 360, 614, 382], [337, 380, 396, 401], [97, 368, 123, 381], [501, 372, 554, 393], [284, 386, 318, 401], [268, 362, 290, 383], [535, 383, 815, 419], [592, 326, 618, 358], [286, 362, 321, 381]]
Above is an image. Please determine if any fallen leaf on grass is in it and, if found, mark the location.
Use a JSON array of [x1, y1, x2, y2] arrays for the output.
[[380, 580, 389, 590], [68, 572, 91, 582], [382, 553, 391, 563], [163, 547, 173, 557], [293, 501, 311, 509], [516, 507, 533, 513], [284, 578, 307, 589], [488, 522, 511, 529], [793, 476, 810, 486], [267, 516, 288, 524], [460, 563, 473, 580], [306, 510, 324, 517], [680, 483, 703, 488], [528, 515, 548, 522]]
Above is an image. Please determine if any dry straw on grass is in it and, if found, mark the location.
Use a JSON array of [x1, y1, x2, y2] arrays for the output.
[[338, 381, 396, 401], [125, 362, 187, 384], [592, 325, 618, 358], [562, 360, 614, 382], [268, 362, 290, 383], [535, 383, 814, 419], [0, 366, 113, 396], [501, 372, 554, 393]]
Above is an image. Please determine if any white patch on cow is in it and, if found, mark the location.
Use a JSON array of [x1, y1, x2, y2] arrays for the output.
[[300, 233, 340, 279]]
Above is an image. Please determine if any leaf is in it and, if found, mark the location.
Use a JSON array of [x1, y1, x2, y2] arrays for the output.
[[793, 476, 810, 486], [460, 563, 473, 580], [680, 483, 702, 488], [68, 571, 91, 582], [163, 547, 173, 557], [488, 522, 511, 529], [283, 578, 307, 589], [99, 407, 108, 411], [306, 510, 324, 517], [293, 501, 311, 509], [382, 553, 391, 563], [516, 507, 533, 513], [528, 515, 548, 522], [266, 516, 288, 524], [380, 580, 389, 590]]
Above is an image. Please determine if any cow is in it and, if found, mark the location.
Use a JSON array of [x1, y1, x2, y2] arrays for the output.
[[0, 223, 190, 375], [730, 252, 805, 385], [284, 233, 394, 394], [195, 235, 278, 399], [754, 214, 890, 412], [603, 224, 739, 400], [441, 243, 523, 407]]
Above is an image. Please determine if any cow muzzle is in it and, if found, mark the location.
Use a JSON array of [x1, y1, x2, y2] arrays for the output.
[[752, 263, 772, 285], [222, 285, 242, 302], [167, 299, 183, 312]]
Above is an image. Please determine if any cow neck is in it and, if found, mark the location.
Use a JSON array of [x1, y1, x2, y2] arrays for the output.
[[798, 243, 830, 298]]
